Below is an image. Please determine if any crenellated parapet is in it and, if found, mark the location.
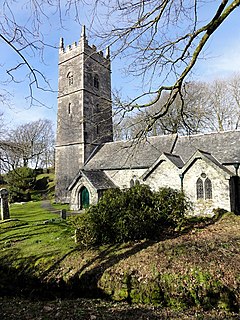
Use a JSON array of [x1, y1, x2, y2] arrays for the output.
[[59, 25, 110, 62]]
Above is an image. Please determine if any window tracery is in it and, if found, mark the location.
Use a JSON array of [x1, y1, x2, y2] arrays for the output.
[[196, 178, 204, 199], [196, 176, 213, 200], [205, 178, 212, 200]]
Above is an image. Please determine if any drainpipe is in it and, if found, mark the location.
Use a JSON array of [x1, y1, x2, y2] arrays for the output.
[[233, 163, 240, 176], [179, 173, 184, 192]]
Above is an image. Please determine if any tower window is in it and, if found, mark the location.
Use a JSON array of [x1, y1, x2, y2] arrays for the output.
[[67, 72, 74, 86], [94, 75, 99, 89], [68, 103, 71, 115]]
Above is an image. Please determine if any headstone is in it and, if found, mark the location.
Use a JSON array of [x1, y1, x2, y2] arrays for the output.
[[0, 188, 10, 220], [60, 209, 66, 219]]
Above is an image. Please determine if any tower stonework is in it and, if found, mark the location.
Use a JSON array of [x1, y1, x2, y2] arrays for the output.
[[55, 26, 113, 203]]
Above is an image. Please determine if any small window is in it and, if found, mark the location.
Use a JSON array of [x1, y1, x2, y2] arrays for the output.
[[205, 178, 212, 200], [94, 75, 99, 89], [68, 103, 71, 115], [196, 178, 204, 199], [130, 179, 134, 188], [96, 125, 99, 135], [67, 72, 73, 86], [130, 176, 139, 188]]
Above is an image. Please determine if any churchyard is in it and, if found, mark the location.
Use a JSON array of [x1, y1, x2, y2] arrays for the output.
[[0, 200, 239, 319]]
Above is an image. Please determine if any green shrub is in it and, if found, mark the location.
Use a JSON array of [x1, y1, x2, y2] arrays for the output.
[[5, 167, 36, 202], [74, 185, 191, 245]]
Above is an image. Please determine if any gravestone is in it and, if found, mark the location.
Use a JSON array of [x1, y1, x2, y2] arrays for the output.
[[60, 209, 66, 219], [0, 188, 10, 220]]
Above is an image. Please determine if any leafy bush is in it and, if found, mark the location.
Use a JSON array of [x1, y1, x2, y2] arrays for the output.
[[5, 167, 36, 202], [74, 185, 191, 245]]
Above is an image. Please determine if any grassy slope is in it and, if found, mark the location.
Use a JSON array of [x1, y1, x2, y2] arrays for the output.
[[0, 201, 76, 291], [0, 202, 240, 318]]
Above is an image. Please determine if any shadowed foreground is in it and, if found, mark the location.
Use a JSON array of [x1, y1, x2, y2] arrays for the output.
[[0, 297, 239, 320]]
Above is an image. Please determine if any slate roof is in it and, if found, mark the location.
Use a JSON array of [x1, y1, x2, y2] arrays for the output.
[[173, 131, 240, 164], [82, 170, 117, 190], [182, 150, 234, 176], [68, 169, 116, 191], [163, 153, 184, 168], [84, 130, 240, 170], [84, 134, 178, 170]]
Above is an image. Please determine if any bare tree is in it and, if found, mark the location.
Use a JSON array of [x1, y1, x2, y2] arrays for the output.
[[114, 74, 240, 138], [89, 0, 240, 136], [203, 74, 240, 131], [229, 73, 240, 129], [114, 81, 210, 138], [0, 119, 54, 171], [1, 1, 240, 131], [0, 1, 86, 107]]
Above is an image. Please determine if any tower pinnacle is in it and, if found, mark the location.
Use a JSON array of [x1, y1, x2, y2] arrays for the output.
[[81, 25, 86, 39], [106, 46, 110, 59], [59, 37, 64, 50]]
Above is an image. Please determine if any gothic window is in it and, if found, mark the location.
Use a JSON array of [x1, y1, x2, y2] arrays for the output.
[[94, 74, 99, 89], [130, 179, 134, 188], [196, 178, 204, 199], [130, 176, 140, 188], [205, 178, 212, 200], [67, 72, 73, 86], [135, 179, 140, 185]]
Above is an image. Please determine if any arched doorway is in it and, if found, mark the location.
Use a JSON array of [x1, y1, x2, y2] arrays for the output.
[[79, 186, 90, 209]]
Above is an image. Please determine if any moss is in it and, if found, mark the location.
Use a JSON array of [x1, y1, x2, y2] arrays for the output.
[[99, 268, 239, 312]]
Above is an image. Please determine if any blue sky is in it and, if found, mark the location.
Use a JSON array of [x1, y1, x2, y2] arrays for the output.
[[1, 1, 240, 129]]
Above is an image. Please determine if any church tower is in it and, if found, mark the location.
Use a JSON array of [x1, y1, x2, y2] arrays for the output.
[[55, 26, 113, 203]]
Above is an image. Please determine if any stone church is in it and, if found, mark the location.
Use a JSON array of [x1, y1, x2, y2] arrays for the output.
[[55, 26, 240, 216]]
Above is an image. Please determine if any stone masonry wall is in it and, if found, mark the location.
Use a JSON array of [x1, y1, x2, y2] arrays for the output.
[[183, 159, 231, 215], [55, 31, 113, 203], [104, 168, 146, 189], [143, 160, 181, 192]]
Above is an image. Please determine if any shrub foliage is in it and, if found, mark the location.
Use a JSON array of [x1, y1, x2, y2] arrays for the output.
[[75, 185, 191, 245], [5, 167, 36, 202]]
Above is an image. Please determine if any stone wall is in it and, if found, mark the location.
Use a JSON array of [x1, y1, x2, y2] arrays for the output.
[[55, 144, 84, 203], [55, 30, 113, 203], [143, 160, 181, 191], [183, 158, 231, 215], [104, 168, 146, 189]]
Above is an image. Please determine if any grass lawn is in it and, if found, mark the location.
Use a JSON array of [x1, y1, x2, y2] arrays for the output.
[[0, 201, 76, 279]]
